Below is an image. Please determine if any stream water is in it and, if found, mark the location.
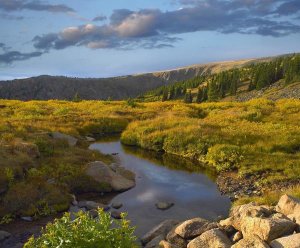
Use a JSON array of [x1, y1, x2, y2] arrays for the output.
[[90, 140, 231, 237]]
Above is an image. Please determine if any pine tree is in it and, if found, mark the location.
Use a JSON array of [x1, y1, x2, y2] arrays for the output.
[[208, 81, 218, 102], [184, 90, 193, 103], [196, 88, 203, 103], [162, 89, 168, 102], [169, 86, 175, 100], [202, 87, 208, 101], [72, 92, 81, 102]]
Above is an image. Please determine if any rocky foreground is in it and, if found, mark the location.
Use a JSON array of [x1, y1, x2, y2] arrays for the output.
[[141, 194, 300, 248]]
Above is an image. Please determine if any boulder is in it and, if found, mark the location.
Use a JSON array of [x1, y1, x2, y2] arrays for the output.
[[241, 214, 296, 242], [166, 227, 187, 248], [111, 211, 122, 219], [232, 235, 270, 248], [141, 219, 180, 245], [115, 167, 135, 181], [0, 231, 11, 242], [187, 228, 232, 248], [50, 132, 78, 146], [270, 233, 300, 248], [78, 200, 109, 211], [111, 202, 123, 209], [155, 202, 174, 210], [220, 224, 237, 237], [145, 235, 164, 248], [175, 217, 217, 239], [85, 161, 135, 192], [159, 240, 181, 248], [276, 194, 300, 227], [225, 202, 274, 230], [276, 194, 300, 216]]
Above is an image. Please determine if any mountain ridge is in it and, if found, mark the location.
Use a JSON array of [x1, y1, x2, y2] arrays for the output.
[[0, 54, 290, 100]]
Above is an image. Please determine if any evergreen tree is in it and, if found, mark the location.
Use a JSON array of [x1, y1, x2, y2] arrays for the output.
[[162, 89, 168, 102], [202, 87, 208, 101], [169, 86, 175, 100], [208, 81, 218, 102], [196, 88, 203, 103], [72, 92, 81, 102], [184, 90, 193, 103]]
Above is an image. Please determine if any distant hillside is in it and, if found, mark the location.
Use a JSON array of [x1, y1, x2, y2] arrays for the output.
[[139, 53, 300, 103], [0, 56, 277, 101]]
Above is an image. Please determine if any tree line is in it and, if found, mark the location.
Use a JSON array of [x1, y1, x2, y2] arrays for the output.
[[143, 54, 300, 103]]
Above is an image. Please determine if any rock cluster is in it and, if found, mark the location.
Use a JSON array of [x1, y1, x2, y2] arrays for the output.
[[142, 194, 300, 248]]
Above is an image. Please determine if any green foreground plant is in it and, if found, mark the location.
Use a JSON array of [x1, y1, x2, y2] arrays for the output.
[[24, 209, 138, 248]]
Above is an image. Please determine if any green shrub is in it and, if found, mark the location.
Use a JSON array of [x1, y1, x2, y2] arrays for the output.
[[24, 209, 138, 248], [35, 138, 54, 157], [2, 180, 71, 217], [206, 144, 243, 172]]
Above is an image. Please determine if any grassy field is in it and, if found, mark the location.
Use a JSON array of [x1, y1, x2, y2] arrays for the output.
[[0, 98, 299, 220]]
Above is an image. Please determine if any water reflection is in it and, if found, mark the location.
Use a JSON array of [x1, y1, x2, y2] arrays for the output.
[[90, 141, 230, 237]]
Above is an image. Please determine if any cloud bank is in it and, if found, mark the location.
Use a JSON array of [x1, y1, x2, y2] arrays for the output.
[[1, 0, 300, 64], [0, 0, 74, 13]]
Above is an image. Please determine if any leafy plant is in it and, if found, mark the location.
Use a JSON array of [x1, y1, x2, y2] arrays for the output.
[[24, 209, 138, 248]]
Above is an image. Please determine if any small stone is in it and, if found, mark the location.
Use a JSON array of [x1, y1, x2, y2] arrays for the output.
[[111, 211, 122, 219], [86, 136, 96, 142], [78, 200, 109, 211], [70, 194, 78, 206], [89, 209, 99, 218], [111, 202, 123, 209], [21, 216, 33, 222], [155, 202, 174, 210]]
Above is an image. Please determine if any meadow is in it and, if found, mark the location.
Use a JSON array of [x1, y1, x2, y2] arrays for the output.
[[0, 98, 299, 221]]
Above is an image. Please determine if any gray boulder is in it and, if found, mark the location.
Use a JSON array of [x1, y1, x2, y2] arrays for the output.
[[187, 228, 232, 248], [166, 227, 187, 248], [276, 194, 300, 216], [144, 235, 165, 248], [159, 240, 181, 248], [270, 233, 300, 248], [175, 217, 217, 239], [51, 132, 78, 146], [241, 214, 296, 242], [85, 161, 135, 192], [276, 194, 300, 227], [232, 235, 270, 248], [141, 219, 180, 245], [220, 202, 274, 231]]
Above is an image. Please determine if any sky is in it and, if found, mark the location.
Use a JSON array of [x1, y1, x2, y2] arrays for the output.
[[0, 0, 300, 80]]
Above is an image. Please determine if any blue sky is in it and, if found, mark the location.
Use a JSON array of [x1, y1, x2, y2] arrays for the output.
[[0, 0, 300, 80]]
